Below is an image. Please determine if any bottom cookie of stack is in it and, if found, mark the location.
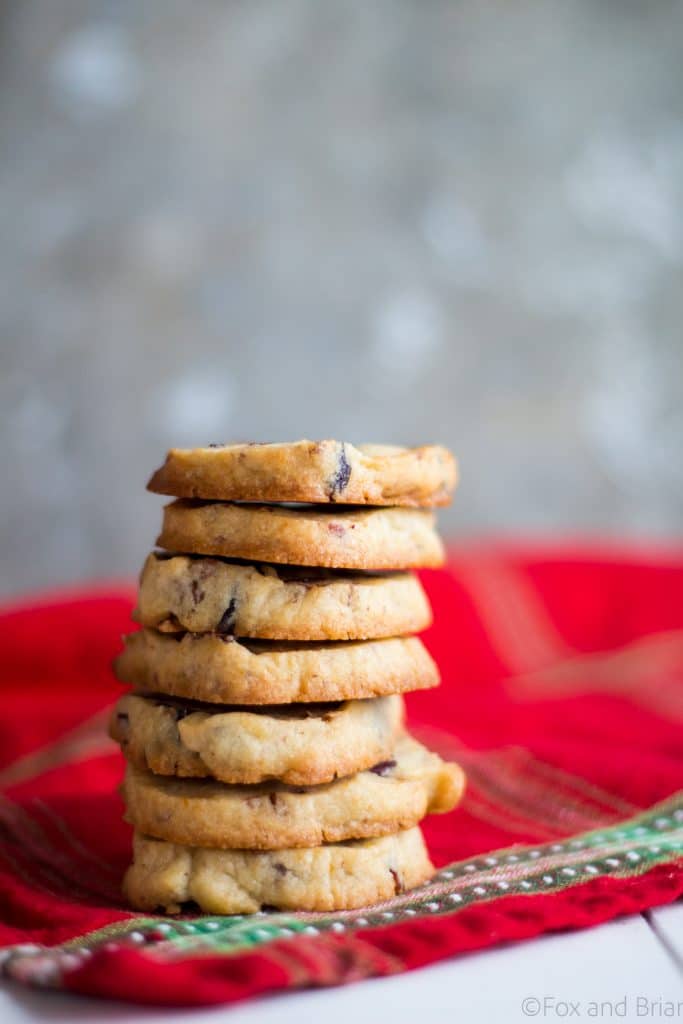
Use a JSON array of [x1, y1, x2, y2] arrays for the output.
[[124, 828, 434, 914]]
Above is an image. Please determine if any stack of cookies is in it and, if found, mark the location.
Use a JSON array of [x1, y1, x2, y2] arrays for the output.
[[111, 440, 464, 914]]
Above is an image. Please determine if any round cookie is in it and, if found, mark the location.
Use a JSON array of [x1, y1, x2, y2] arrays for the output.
[[110, 693, 404, 786], [121, 734, 465, 849], [136, 552, 432, 640], [114, 629, 439, 704], [157, 500, 445, 570], [147, 440, 457, 507], [123, 827, 434, 914]]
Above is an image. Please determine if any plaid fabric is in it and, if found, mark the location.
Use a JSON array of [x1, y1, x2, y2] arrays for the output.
[[0, 544, 681, 1006]]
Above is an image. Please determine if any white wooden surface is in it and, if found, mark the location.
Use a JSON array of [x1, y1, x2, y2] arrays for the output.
[[649, 905, 683, 969], [1, 906, 680, 1024]]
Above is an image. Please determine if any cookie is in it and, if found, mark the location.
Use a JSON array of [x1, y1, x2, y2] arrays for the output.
[[147, 440, 457, 507], [123, 827, 434, 914], [114, 629, 439, 704], [157, 501, 445, 570], [110, 692, 404, 786], [136, 552, 432, 640], [121, 734, 464, 849]]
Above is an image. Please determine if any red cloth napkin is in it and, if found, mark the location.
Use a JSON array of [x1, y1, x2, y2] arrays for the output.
[[0, 544, 682, 1006]]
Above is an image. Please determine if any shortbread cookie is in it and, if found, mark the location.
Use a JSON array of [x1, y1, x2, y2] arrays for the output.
[[114, 629, 439, 704], [157, 501, 444, 570], [136, 552, 432, 640], [147, 440, 457, 507], [123, 827, 434, 914], [110, 693, 404, 786], [122, 734, 464, 849]]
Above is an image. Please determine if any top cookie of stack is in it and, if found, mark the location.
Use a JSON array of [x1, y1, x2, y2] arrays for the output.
[[113, 440, 462, 915], [148, 439, 456, 507]]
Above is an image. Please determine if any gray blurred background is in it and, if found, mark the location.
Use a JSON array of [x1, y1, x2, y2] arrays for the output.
[[1, 0, 682, 598]]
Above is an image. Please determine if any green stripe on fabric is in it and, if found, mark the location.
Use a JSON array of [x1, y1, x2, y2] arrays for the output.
[[5, 791, 682, 973]]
